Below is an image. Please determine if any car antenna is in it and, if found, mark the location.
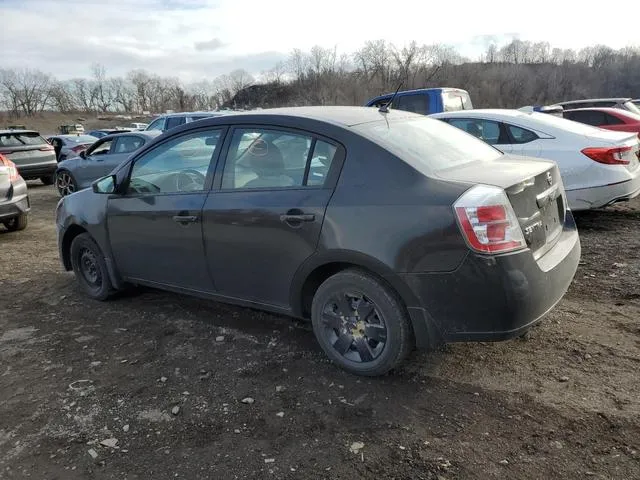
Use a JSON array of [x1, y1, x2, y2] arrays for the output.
[[378, 82, 404, 114]]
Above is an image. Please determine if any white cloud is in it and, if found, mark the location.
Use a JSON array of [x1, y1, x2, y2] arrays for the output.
[[1, 0, 638, 82]]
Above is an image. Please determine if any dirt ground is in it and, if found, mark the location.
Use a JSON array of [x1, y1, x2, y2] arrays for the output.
[[1, 184, 639, 480], [0, 112, 155, 137]]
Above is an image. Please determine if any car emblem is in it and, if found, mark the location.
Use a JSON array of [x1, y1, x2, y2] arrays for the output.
[[546, 172, 553, 185]]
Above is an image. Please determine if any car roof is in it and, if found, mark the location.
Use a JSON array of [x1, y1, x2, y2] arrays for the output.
[[153, 111, 226, 118], [555, 98, 632, 104], [100, 130, 162, 140], [191, 106, 422, 128], [431, 108, 529, 119], [0, 129, 39, 135]]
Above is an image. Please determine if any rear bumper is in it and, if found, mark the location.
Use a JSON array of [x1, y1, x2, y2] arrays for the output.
[[16, 161, 57, 179], [566, 173, 640, 211], [0, 179, 30, 220], [400, 211, 580, 344]]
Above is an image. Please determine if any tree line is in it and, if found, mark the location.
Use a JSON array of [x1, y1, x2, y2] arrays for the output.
[[1, 39, 639, 117]]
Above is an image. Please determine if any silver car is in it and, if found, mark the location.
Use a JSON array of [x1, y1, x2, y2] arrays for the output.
[[55, 131, 160, 196], [0, 129, 57, 184]]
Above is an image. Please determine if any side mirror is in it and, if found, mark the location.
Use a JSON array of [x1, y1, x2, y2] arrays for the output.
[[79, 150, 87, 159], [92, 174, 117, 194]]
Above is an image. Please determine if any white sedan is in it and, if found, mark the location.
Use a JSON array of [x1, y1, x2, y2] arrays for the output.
[[431, 109, 640, 211]]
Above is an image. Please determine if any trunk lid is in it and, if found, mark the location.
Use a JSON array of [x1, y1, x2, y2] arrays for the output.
[[437, 155, 566, 257]]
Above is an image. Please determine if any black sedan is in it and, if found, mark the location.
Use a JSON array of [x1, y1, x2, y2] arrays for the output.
[[55, 107, 581, 376], [0, 154, 29, 232]]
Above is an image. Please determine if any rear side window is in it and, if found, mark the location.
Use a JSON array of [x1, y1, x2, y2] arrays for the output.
[[393, 94, 429, 114], [0, 132, 47, 147], [354, 117, 502, 173], [165, 116, 186, 130], [114, 136, 144, 154], [507, 125, 538, 144]]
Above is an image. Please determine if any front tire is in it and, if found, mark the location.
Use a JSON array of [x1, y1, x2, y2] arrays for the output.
[[56, 170, 77, 197], [70, 233, 113, 300], [3, 213, 28, 232], [311, 269, 413, 376]]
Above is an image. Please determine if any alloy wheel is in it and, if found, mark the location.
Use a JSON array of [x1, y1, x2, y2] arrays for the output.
[[319, 292, 387, 363]]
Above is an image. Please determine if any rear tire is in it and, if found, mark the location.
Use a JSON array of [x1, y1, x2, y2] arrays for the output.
[[311, 269, 413, 376], [3, 213, 28, 232], [69, 233, 113, 301], [40, 175, 54, 185]]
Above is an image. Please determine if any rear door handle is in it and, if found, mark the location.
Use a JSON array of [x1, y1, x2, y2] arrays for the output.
[[280, 213, 315, 223], [172, 215, 199, 223]]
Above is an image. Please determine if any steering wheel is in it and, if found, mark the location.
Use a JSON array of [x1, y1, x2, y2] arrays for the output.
[[175, 169, 206, 191]]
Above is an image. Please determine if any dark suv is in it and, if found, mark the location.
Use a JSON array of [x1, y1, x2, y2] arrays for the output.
[[0, 130, 57, 184], [56, 107, 580, 376]]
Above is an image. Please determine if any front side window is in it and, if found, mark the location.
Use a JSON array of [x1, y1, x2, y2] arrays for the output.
[[128, 130, 221, 194], [447, 118, 503, 145], [89, 139, 113, 156], [146, 118, 165, 131], [222, 129, 315, 189], [507, 125, 538, 144]]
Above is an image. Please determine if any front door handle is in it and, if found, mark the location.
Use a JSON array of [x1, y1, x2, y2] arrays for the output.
[[172, 215, 199, 224], [280, 213, 315, 223]]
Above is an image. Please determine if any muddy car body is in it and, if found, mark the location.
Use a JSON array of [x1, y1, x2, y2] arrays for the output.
[[56, 107, 581, 376]]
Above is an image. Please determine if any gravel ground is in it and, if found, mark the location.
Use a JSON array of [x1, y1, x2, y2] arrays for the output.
[[1, 183, 639, 479]]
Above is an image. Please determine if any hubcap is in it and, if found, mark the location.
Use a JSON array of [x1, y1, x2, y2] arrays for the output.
[[56, 172, 75, 196], [78, 247, 101, 288], [320, 292, 387, 363]]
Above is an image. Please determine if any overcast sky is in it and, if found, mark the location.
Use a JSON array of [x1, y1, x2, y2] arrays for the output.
[[2, 0, 639, 82]]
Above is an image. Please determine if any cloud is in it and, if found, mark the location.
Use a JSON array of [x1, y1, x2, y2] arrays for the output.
[[194, 38, 226, 51], [1, 0, 638, 83]]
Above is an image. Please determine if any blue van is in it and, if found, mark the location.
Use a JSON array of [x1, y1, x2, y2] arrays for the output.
[[365, 87, 473, 115]]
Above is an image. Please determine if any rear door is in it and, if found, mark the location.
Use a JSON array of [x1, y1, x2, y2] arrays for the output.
[[107, 128, 225, 290], [202, 126, 343, 309], [504, 123, 542, 157]]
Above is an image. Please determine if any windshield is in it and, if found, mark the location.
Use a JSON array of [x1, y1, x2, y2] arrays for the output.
[[353, 116, 502, 173], [623, 101, 640, 115]]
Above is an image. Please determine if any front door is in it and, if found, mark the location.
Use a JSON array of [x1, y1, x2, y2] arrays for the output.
[[107, 128, 224, 291], [203, 127, 341, 309]]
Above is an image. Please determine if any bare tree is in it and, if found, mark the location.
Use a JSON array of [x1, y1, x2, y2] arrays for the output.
[[0, 68, 53, 116]]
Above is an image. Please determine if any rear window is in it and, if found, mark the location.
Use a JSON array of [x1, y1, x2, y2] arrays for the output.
[[67, 135, 99, 144], [623, 101, 640, 115], [442, 91, 473, 111], [0, 132, 47, 147], [353, 116, 502, 173], [528, 111, 607, 135]]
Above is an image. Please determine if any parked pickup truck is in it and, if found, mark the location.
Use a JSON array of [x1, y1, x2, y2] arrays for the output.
[[365, 87, 473, 115]]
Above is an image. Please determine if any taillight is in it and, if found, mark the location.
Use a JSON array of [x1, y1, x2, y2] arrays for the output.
[[581, 146, 632, 165], [39, 145, 54, 152], [0, 154, 19, 182], [71, 145, 88, 153], [454, 185, 526, 254]]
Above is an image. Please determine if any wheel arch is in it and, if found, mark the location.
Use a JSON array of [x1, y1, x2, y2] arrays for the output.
[[291, 251, 421, 320], [61, 224, 88, 271]]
